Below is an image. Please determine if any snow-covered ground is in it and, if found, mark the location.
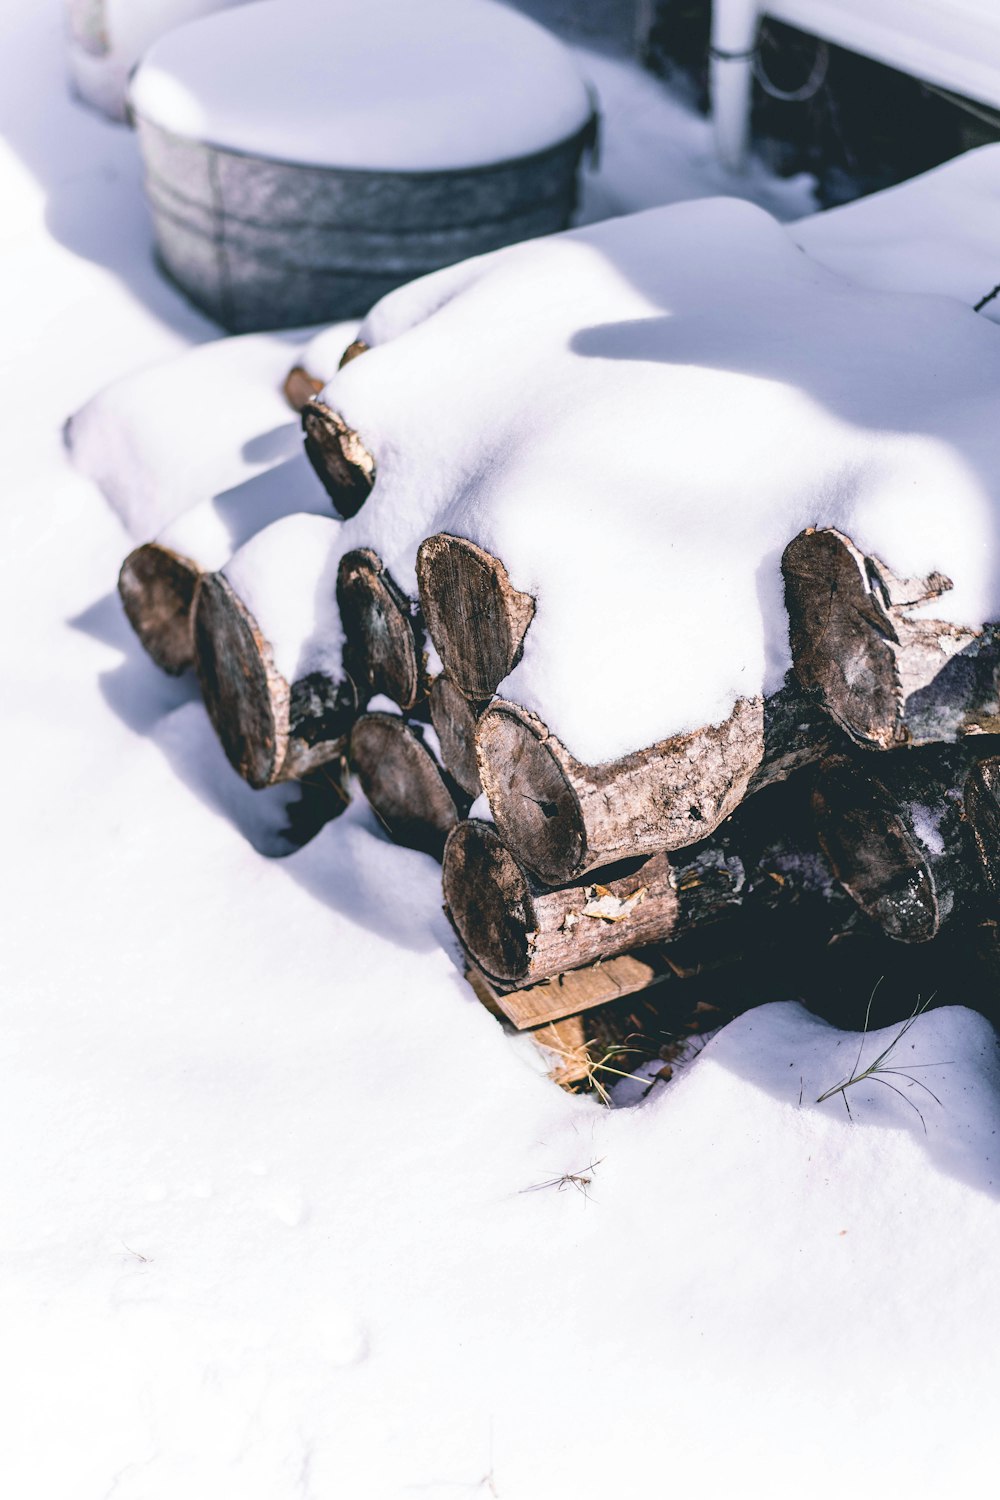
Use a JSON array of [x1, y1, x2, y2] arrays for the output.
[[3, 4, 1000, 1496]]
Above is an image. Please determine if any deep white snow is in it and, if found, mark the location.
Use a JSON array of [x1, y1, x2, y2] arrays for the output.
[[150, 455, 331, 603], [130, 0, 594, 171], [323, 194, 1000, 763], [222, 511, 345, 684], [6, 3, 1000, 1495], [69, 321, 358, 539], [795, 141, 1000, 322]]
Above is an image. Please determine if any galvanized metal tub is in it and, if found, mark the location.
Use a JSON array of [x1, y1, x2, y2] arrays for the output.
[[132, 110, 597, 332]]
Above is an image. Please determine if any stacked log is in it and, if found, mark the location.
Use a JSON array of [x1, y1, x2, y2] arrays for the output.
[[337, 549, 426, 712], [812, 746, 983, 943], [301, 398, 376, 516], [416, 534, 535, 700], [783, 527, 1000, 747], [116, 408, 1000, 1096], [194, 514, 355, 788], [350, 712, 469, 858], [428, 674, 485, 798], [283, 337, 368, 413], [474, 680, 836, 885]]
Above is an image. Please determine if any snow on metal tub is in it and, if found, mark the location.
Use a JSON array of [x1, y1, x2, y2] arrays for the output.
[[128, 0, 598, 332]]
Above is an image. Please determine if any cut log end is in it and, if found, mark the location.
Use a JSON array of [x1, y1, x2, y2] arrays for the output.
[[476, 703, 584, 886], [301, 399, 375, 518], [416, 534, 535, 700], [119, 543, 200, 675], [783, 528, 904, 749], [337, 548, 422, 711], [282, 365, 325, 413], [338, 338, 369, 369], [443, 820, 534, 984], [350, 713, 460, 859], [429, 674, 485, 797], [194, 571, 287, 789], [812, 756, 939, 942]]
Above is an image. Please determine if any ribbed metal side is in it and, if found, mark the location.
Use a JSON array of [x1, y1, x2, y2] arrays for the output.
[[135, 114, 597, 331]]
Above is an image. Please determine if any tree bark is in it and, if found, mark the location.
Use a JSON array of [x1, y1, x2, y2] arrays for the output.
[[475, 676, 834, 884], [301, 398, 376, 518], [811, 747, 986, 942], [194, 570, 356, 788], [416, 534, 535, 700], [428, 673, 487, 796], [350, 712, 468, 859], [783, 526, 1000, 749], [958, 754, 1000, 899], [337, 549, 425, 712], [119, 541, 200, 674]]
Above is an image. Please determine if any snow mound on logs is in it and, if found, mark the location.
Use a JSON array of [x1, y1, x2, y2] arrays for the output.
[[68, 322, 357, 541], [794, 142, 1000, 325], [322, 196, 1000, 764]]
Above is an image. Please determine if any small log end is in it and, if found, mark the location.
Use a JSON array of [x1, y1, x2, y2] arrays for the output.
[[118, 543, 200, 675]]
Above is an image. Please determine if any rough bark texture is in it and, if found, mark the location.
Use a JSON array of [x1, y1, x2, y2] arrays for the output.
[[428, 673, 486, 797], [301, 398, 375, 518], [337, 549, 424, 712], [416, 534, 536, 700], [964, 755, 1000, 899], [350, 712, 466, 859], [119, 542, 200, 674], [282, 365, 325, 413], [195, 571, 355, 787], [783, 526, 1000, 749], [443, 820, 747, 996], [812, 747, 986, 942], [475, 676, 834, 884]]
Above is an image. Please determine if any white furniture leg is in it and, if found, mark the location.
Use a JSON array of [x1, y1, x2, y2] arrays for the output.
[[711, 0, 761, 171]]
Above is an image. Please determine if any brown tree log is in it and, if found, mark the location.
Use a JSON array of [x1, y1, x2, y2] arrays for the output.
[[337, 549, 425, 712], [301, 398, 376, 518], [283, 366, 325, 413], [350, 712, 468, 859], [118, 457, 330, 675], [416, 534, 535, 700], [783, 526, 1000, 749], [428, 673, 487, 797], [475, 676, 834, 884], [811, 747, 987, 942], [195, 571, 356, 788], [119, 541, 200, 674], [283, 339, 368, 412], [443, 820, 747, 993]]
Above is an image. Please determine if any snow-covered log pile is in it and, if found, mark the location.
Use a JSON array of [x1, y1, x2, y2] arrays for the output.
[[97, 196, 1000, 1091]]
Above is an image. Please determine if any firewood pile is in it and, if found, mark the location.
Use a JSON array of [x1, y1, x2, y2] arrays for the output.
[[114, 199, 1000, 1098]]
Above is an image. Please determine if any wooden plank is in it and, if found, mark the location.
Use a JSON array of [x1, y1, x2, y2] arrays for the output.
[[465, 950, 671, 1029]]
